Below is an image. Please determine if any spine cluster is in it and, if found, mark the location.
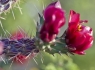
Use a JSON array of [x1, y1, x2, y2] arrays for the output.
[[0, 0, 17, 14]]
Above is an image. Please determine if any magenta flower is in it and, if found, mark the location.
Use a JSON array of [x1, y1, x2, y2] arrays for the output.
[[65, 10, 93, 55], [40, 1, 65, 42]]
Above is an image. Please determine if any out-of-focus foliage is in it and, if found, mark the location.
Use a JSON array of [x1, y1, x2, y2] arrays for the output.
[[36, 52, 79, 70], [0, 0, 95, 70]]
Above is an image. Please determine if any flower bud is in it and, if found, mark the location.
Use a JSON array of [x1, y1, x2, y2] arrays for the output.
[[40, 1, 65, 42]]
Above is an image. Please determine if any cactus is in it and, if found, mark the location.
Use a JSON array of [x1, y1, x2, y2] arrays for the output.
[[0, 0, 94, 70]]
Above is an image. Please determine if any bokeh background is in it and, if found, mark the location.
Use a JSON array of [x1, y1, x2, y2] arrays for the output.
[[0, 0, 95, 70]]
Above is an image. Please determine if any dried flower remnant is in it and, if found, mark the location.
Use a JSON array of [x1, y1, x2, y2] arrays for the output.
[[63, 10, 93, 55]]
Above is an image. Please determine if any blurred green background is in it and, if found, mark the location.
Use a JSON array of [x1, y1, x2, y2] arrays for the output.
[[0, 0, 95, 70]]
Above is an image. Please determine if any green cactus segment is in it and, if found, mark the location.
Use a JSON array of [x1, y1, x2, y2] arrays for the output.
[[43, 41, 69, 55], [36, 38, 69, 55]]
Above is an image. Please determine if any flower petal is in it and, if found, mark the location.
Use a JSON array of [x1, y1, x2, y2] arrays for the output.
[[69, 10, 80, 27]]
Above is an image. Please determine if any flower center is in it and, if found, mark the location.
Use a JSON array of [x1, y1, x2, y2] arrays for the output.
[[77, 24, 82, 31]]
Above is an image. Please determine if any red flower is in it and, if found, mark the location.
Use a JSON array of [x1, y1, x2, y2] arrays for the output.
[[13, 54, 28, 64], [10, 30, 26, 40], [40, 1, 65, 42], [65, 10, 93, 55], [13, 52, 39, 64]]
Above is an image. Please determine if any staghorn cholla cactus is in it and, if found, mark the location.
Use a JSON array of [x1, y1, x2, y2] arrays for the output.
[[0, 0, 94, 70]]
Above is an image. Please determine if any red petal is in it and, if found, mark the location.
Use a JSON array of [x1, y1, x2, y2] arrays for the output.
[[69, 10, 80, 27], [48, 1, 62, 9], [73, 51, 86, 55]]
